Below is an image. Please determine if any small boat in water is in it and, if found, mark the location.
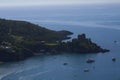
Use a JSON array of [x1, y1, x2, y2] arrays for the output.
[[63, 63, 68, 65], [86, 58, 95, 63], [112, 57, 116, 62], [84, 68, 89, 72]]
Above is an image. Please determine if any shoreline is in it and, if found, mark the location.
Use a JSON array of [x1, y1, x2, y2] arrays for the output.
[[0, 19, 109, 62]]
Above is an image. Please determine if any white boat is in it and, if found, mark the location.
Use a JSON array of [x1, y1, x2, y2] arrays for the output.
[[86, 58, 95, 63]]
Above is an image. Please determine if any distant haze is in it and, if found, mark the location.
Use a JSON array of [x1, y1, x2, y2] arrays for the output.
[[0, 0, 120, 7]]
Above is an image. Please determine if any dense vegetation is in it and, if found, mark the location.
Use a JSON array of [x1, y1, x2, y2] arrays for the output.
[[0, 19, 109, 62], [0, 19, 72, 42]]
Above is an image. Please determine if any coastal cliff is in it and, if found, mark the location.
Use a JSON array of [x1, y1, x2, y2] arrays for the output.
[[0, 19, 109, 62]]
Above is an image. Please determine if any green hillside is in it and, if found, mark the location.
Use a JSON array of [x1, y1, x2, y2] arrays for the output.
[[0, 19, 109, 62], [0, 19, 73, 42]]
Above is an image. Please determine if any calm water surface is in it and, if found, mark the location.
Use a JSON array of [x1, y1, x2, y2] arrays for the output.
[[0, 4, 120, 80]]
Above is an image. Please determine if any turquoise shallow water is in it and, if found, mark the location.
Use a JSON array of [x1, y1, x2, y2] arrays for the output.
[[0, 4, 120, 80]]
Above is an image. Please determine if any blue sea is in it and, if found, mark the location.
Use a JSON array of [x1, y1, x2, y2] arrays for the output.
[[0, 4, 120, 80]]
